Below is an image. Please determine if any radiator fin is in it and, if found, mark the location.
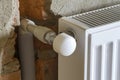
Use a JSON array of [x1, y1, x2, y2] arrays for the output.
[[72, 4, 120, 27], [101, 43, 113, 80], [111, 40, 120, 80], [89, 26, 120, 80], [90, 46, 102, 80], [90, 41, 120, 80]]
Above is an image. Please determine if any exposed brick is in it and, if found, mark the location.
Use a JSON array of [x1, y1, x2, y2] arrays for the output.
[[0, 70, 21, 80]]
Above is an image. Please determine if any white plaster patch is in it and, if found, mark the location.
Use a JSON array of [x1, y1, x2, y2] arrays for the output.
[[0, 0, 20, 74], [51, 0, 120, 16], [0, 0, 19, 48]]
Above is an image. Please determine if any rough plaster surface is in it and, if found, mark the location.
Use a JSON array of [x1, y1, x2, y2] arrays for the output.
[[51, 0, 120, 16], [0, 0, 20, 74]]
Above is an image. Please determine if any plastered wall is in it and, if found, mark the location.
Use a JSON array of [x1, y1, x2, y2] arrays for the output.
[[0, 0, 20, 79]]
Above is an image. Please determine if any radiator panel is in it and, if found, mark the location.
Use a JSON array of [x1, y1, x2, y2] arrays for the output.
[[88, 27, 120, 80], [58, 4, 120, 80]]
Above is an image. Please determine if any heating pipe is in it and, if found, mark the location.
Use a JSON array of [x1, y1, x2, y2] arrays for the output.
[[19, 19, 76, 80], [18, 27, 35, 80]]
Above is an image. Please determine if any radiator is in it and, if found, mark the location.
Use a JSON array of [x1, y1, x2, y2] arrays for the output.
[[58, 4, 120, 80]]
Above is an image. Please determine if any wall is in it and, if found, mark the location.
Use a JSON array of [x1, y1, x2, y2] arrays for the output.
[[51, 0, 120, 16], [0, 0, 21, 80]]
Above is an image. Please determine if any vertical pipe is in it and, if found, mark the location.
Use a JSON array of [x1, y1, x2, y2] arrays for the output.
[[18, 27, 35, 80]]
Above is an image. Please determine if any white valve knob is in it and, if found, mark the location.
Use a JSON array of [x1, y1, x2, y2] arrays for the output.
[[21, 19, 77, 56], [53, 33, 76, 56]]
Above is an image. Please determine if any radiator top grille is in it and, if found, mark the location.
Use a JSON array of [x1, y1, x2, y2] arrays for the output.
[[72, 4, 120, 27]]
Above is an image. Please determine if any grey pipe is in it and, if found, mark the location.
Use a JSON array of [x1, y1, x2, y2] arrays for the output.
[[18, 27, 36, 80]]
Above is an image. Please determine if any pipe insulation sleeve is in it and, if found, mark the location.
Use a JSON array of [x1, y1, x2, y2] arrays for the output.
[[21, 19, 56, 44]]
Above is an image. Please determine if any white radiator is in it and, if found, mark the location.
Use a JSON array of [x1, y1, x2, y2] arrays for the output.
[[58, 4, 120, 80]]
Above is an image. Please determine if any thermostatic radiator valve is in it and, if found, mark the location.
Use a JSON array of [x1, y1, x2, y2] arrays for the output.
[[20, 19, 76, 56]]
